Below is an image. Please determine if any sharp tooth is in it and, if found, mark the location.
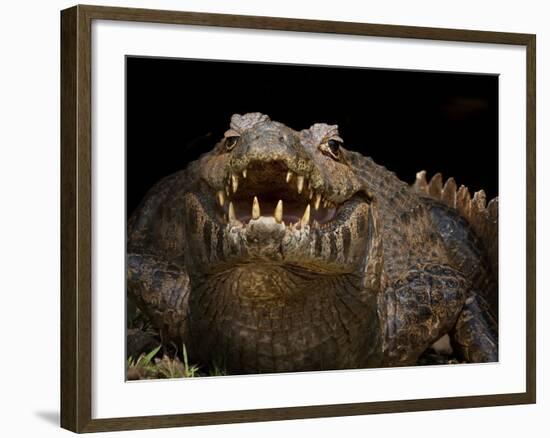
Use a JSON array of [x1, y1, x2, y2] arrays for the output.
[[217, 191, 225, 207], [242, 168, 247, 178], [231, 174, 239, 193], [301, 204, 311, 227], [286, 171, 293, 183], [296, 175, 304, 193], [323, 199, 328, 208], [309, 191, 313, 200], [274, 200, 283, 223], [314, 193, 321, 210], [225, 185, 230, 196], [252, 196, 260, 219], [228, 202, 236, 222]]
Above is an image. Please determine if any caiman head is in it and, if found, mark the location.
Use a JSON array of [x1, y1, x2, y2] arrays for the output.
[[180, 113, 383, 371], [182, 113, 379, 279]]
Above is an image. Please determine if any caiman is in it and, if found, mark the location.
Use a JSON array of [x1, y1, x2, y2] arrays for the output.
[[127, 112, 498, 374]]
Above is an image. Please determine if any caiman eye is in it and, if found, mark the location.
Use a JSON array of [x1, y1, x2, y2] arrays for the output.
[[320, 138, 343, 160], [225, 136, 240, 151], [328, 139, 341, 155]]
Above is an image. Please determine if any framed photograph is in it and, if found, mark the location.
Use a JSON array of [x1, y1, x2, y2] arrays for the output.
[[60, 4, 536, 433]]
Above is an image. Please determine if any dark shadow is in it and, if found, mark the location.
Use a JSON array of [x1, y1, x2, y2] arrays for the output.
[[34, 410, 59, 427]]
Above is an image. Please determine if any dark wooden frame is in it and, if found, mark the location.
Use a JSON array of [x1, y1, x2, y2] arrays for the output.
[[61, 4, 536, 433]]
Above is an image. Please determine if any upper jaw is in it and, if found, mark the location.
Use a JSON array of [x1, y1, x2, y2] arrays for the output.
[[210, 159, 356, 231]]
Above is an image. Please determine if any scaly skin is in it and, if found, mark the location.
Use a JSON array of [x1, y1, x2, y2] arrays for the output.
[[127, 112, 498, 373]]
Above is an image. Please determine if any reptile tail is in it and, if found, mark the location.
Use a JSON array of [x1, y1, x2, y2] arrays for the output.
[[412, 170, 498, 281]]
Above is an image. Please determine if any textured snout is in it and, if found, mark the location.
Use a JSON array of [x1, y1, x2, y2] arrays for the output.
[[229, 122, 313, 175]]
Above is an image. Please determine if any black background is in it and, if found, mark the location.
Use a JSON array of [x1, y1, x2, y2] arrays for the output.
[[127, 56, 498, 216]]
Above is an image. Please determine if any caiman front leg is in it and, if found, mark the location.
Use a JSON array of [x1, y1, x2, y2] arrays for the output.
[[421, 198, 498, 362], [450, 290, 498, 363], [382, 263, 468, 366], [127, 253, 191, 343]]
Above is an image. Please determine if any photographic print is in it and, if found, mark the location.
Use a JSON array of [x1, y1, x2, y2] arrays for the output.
[[61, 5, 535, 431], [125, 57, 499, 379]]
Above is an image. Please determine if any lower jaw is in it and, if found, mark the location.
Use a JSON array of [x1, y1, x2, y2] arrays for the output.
[[183, 192, 372, 275]]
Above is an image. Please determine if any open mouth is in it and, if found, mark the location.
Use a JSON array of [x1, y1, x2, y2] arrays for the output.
[[213, 161, 340, 229]]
